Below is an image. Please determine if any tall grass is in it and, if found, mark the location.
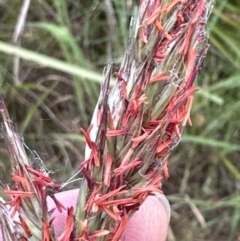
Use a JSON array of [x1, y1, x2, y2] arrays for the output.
[[0, 0, 239, 240]]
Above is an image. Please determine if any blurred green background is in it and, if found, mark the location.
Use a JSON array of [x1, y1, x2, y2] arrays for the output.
[[0, 0, 239, 240]]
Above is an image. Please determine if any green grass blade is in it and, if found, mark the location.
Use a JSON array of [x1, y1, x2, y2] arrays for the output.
[[197, 89, 224, 105], [182, 135, 240, 153], [0, 41, 103, 82], [19, 82, 58, 134]]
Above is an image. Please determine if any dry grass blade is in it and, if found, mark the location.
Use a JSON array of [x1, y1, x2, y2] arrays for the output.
[[12, 0, 32, 85]]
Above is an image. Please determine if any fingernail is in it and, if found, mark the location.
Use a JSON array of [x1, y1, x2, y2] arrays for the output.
[[154, 192, 171, 221]]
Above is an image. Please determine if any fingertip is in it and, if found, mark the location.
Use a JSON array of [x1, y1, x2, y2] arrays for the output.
[[120, 194, 170, 241], [47, 189, 79, 236], [47, 189, 171, 241], [154, 192, 171, 221]]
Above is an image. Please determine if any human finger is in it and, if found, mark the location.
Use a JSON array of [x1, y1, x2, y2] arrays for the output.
[[120, 193, 170, 241], [48, 189, 170, 240]]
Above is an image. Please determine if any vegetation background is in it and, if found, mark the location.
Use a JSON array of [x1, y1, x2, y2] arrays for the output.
[[0, 0, 239, 240]]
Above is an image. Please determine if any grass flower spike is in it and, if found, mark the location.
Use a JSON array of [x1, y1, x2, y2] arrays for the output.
[[76, 0, 214, 240], [0, 96, 62, 240]]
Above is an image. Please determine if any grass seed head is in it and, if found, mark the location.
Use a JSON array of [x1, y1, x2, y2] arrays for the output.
[[77, 0, 214, 239]]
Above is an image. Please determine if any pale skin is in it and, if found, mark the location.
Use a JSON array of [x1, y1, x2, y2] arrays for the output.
[[0, 189, 170, 241], [48, 189, 170, 241]]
